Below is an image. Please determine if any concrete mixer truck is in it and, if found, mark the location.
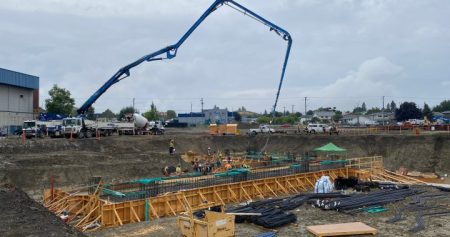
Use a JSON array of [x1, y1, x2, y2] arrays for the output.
[[117, 113, 165, 135]]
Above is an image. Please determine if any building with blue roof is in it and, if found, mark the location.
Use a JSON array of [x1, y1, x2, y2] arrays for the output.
[[0, 68, 39, 134], [177, 106, 234, 125]]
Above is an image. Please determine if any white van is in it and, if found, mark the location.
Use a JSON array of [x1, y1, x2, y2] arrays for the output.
[[307, 124, 330, 133]]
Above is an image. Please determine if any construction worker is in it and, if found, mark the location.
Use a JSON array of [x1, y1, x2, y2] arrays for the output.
[[60, 210, 69, 223], [163, 166, 170, 176], [169, 139, 175, 155]]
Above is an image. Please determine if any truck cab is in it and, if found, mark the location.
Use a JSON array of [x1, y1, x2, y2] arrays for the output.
[[62, 117, 94, 138], [149, 121, 165, 135], [22, 120, 45, 138], [248, 125, 275, 135]]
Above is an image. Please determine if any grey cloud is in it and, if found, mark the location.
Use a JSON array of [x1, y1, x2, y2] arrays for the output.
[[0, 0, 449, 114]]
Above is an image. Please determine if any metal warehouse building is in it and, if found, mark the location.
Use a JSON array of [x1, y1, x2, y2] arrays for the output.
[[0, 68, 39, 134]]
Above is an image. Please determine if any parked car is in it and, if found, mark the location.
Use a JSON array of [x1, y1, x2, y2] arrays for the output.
[[307, 124, 330, 134], [248, 125, 275, 135]]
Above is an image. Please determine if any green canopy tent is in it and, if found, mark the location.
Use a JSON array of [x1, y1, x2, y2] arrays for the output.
[[313, 142, 346, 152]]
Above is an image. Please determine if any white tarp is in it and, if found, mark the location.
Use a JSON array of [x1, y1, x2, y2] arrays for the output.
[[314, 176, 334, 193]]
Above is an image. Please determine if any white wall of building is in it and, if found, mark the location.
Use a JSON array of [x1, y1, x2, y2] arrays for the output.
[[0, 84, 34, 127]]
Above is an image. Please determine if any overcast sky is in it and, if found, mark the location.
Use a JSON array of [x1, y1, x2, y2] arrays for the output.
[[1, 0, 449, 114]]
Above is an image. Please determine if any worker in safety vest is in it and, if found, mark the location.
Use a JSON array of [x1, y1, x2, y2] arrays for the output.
[[169, 139, 175, 155], [176, 164, 182, 175], [60, 210, 69, 223]]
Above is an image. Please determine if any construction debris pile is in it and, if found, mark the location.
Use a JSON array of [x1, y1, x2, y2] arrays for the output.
[[228, 193, 348, 228], [314, 187, 422, 214]]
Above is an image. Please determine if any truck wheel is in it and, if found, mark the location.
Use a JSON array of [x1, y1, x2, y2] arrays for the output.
[[252, 131, 257, 136], [85, 130, 93, 138], [77, 132, 85, 139]]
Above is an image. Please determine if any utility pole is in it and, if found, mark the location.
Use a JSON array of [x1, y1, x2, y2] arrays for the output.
[[291, 104, 295, 114], [304, 97, 307, 116], [200, 98, 204, 112], [283, 106, 286, 116], [382, 96, 385, 126]]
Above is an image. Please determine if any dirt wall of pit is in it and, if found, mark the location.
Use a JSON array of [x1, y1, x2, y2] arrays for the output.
[[1, 134, 449, 199]]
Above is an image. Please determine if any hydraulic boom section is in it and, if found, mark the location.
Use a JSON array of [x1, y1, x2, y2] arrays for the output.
[[77, 0, 292, 115]]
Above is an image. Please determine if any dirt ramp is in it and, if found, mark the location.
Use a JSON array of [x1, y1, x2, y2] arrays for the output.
[[0, 184, 85, 237], [1, 150, 188, 199]]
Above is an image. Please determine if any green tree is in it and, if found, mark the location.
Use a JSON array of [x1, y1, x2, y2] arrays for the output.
[[117, 106, 136, 120], [100, 109, 116, 119], [390, 100, 397, 112], [361, 102, 367, 112], [143, 102, 159, 121], [166, 110, 176, 119], [45, 84, 75, 116], [332, 111, 343, 122], [295, 112, 302, 117], [395, 102, 422, 121], [256, 116, 271, 124], [306, 110, 314, 116], [366, 107, 381, 115], [310, 117, 321, 123], [86, 106, 96, 120], [274, 111, 283, 117], [433, 100, 450, 112], [386, 103, 391, 112], [422, 103, 432, 121], [352, 106, 365, 114]]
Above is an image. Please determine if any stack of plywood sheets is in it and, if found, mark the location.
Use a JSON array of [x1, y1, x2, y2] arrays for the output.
[[306, 222, 377, 237]]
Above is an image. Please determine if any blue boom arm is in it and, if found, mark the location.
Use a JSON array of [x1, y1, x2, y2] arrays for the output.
[[77, 0, 292, 115]]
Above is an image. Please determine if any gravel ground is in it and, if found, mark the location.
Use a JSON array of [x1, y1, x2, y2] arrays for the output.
[[89, 187, 450, 237]]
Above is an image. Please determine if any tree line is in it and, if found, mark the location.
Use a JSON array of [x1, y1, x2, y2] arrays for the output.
[[43, 84, 450, 123], [43, 84, 176, 121]]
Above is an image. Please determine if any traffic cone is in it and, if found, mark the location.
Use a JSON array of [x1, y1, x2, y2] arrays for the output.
[[21, 130, 26, 143], [70, 130, 73, 141], [96, 130, 100, 140]]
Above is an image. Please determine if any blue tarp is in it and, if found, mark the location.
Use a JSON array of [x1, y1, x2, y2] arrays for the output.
[[38, 113, 66, 121]]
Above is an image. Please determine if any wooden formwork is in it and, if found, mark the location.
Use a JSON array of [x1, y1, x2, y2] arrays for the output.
[[43, 156, 384, 231], [45, 168, 355, 229]]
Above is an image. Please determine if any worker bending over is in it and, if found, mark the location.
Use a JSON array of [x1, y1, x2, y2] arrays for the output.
[[169, 139, 175, 155]]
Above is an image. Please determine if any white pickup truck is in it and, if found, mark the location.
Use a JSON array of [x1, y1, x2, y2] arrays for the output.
[[248, 125, 275, 135]]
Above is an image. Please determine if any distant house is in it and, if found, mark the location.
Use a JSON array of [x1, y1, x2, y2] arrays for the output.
[[238, 111, 259, 124], [313, 110, 335, 120], [365, 112, 395, 124], [203, 106, 234, 124], [300, 115, 313, 123], [177, 113, 205, 126], [176, 106, 234, 125], [342, 114, 376, 125]]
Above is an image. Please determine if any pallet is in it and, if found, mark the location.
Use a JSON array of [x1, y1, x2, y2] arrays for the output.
[[306, 222, 377, 237]]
